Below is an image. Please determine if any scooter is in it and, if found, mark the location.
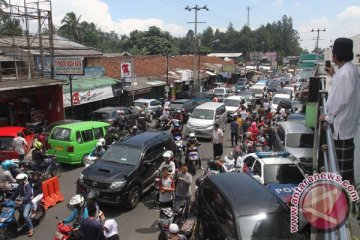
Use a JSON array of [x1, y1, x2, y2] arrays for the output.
[[155, 118, 171, 131], [53, 216, 78, 240], [157, 199, 187, 240], [0, 199, 46, 239], [173, 135, 184, 161], [186, 145, 199, 176]]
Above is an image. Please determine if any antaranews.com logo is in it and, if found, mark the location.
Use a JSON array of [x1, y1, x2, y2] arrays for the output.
[[290, 172, 359, 233]]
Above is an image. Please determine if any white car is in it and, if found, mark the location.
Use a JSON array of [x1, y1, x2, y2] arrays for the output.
[[213, 87, 231, 98], [223, 95, 247, 121], [238, 151, 305, 203], [271, 93, 291, 112], [134, 98, 162, 120]]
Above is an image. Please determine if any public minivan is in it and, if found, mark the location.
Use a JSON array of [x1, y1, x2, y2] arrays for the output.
[[47, 121, 110, 165], [185, 102, 227, 139]]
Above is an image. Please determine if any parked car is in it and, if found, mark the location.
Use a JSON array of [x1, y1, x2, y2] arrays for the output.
[[195, 173, 308, 240], [238, 151, 305, 203], [47, 121, 109, 165], [0, 126, 34, 161], [274, 122, 314, 174], [169, 99, 198, 123], [77, 131, 173, 208], [212, 87, 231, 99], [44, 119, 82, 136], [134, 98, 162, 120], [90, 106, 139, 126]]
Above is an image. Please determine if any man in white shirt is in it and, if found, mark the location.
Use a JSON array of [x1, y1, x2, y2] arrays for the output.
[[12, 132, 27, 160], [263, 100, 270, 114], [211, 123, 224, 159], [320, 38, 360, 185]]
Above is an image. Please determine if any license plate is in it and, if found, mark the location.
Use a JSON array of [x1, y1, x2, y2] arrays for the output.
[[54, 146, 63, 151]]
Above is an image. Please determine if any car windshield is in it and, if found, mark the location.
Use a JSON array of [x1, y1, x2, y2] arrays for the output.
[[240, 93, 253, 100], [51, 127, 71, 141], [273, 97, 287, 105], [236, 81, 245, 86], [286, 133, 314, 148], [264, 164, 304, 184], [191, 109, 213, 120], [214, 89, 225, 94], [101, 145, 141, 166], [170, 103, 184, 110], [239, 211, 306, 240], [92, 112, 111, 120], [0, 137, 14, 150], [224, 99, 240, 107]]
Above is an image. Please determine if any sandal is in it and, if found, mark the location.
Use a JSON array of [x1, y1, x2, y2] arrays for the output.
[[28, 229, 34, 237]]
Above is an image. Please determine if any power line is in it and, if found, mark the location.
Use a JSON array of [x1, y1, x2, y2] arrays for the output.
[[311, 28, 325, 53]]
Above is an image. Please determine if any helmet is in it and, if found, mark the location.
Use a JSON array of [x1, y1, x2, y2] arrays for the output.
[[162, 151, 171, 159], [252, 111, 257, 115], [132, 125, 138, 130], [189, 132, 195, 138], [173, 121, 179, 128], [98, 138, 105, 146], [34, 141, 43, 150], [16, 173, 28, 181], [108, 127, 115, 133], [95, 142, 102, 148], [69, 194, 85, 207], [169, 223, 180, 234], [176, 109, 181, 113]]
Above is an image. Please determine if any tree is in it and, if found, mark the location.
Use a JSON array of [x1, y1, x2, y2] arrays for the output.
[[0, 15, 23, 36], [58, 12, 84, 43], [128, 45, 148, 56], [0, 0, 8, 17]]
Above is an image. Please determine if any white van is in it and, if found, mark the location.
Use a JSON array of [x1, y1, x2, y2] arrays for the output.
[[185, 102, 227, 139], [223, 96, 246, 121], [271, 93, 291, 112]]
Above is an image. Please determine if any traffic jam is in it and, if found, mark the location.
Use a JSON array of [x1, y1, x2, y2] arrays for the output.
[[0, 72, 359, 239]]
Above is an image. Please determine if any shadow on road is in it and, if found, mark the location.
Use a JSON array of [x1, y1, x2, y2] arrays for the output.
[[135, 220, 159, 234]]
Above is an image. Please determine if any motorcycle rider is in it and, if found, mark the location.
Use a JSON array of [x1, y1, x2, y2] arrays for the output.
[[89, 142, 105, 159], [172, 110, 184, 129], [10, 173, 34, 237], [160, 107, 171, 128], [104, 127, 119, 149], [155, 151, 176, 178], [185, 133, 202, 169], [114, 110, 130, 133], [248, 122, 259, 141], [171, 121, 182, 138], [30, 171, 43, 218], [0, 160, 18, 194], [32, 141, 52, 170], [1, 159, 20, 179], [137, 111, 151, 131], [168, 223, 187, 240], [62, 194, 89, 227]]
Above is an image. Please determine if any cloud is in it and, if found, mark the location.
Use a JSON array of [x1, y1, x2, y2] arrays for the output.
[[51, 0, 187, 37], [273, 0, 283, 6], [293, 2, 301, 8], [298, 16, 329, 33], [297, 17, 330, 51], [337, 6, 360, 20]]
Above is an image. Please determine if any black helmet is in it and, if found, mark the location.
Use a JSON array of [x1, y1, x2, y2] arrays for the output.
[[108, 127, 115, 133]]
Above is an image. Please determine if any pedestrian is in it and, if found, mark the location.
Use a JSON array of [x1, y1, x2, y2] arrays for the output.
[[12, 132, 27, 160], [230, 117, 239, 147], [263, 100, 270, 114], [236, 113, 244, 140], [211, 122, 223, 159], [319, 37, 360, 185], [103, 219, 120, 240], [175, 165, 192, 217], [158, 167, 175, 208], [80, 204, 105, 240]]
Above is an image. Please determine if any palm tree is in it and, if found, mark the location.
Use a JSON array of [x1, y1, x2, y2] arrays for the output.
[[58, 12, 83, 43], [0, 0, 8, 16], [128, 45, 148, 56], [0, 15, 23, 36]]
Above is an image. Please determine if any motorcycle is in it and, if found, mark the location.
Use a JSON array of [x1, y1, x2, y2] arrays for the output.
[[155, 118, 171, 131], [157, 199, 187, 240], [53, 218, 75, 240], [83, 155, 98, 168], [20, 155, 61, 179], [0, 199, 45, 239], [186, 145, 199, 176], [173, 135, 184, 161]]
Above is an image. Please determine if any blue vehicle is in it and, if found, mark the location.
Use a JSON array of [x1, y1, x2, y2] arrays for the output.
[[0, 200, 45, 239]]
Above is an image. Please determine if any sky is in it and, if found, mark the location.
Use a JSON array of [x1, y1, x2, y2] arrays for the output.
[[22, 0, 360, 52]]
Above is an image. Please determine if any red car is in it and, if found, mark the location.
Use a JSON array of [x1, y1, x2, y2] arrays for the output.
[[0, 126, 34, 161]]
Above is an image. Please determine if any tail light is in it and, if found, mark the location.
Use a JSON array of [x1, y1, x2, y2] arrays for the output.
[[66, 146, 74, 152]]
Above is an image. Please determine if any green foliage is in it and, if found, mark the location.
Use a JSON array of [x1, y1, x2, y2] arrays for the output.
[[0, 14, 23, 36], [57, 12, 303, 56]]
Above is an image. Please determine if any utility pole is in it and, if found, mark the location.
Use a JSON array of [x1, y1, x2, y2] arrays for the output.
[[246, 6, 252, 27], [186, 4, 208, 92], [311, 28, 325, 54]]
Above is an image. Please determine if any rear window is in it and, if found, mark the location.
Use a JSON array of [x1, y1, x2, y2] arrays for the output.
[[214, 88, 225, 94], [286, 133, 314, 148], [224, 99, 240, 107], [81, 129, 94, 142], [51, 128, 71, 141], [170, 103, 184, 110], [0, 137, 14, 151], [264, 164, 304, 184]]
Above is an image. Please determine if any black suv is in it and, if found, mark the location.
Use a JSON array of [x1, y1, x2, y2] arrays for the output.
[[77, 131, 172, 208], [195, 173, 309, 240]]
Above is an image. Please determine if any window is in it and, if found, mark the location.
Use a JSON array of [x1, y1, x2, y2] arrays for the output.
[[252, 160, 262, 177], [277, 126, 285, 142], [93, 127, 104, 139], [286, 133, 314, 148], [150, 101, 160, 106], [51, 128, 71, 141], [264, 164, 304, 184], [76, 131, 83, 144], [243, 156, 256, 168], [81, 129, 94, 142]]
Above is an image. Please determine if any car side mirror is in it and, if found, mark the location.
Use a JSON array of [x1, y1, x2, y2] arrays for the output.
[[253, 175, 261, 182], [143, 160, 152, 166]]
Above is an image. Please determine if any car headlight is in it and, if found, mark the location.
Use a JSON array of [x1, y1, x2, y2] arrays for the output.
[[78, 173, 84, 183], [109, 181, 126, 190]]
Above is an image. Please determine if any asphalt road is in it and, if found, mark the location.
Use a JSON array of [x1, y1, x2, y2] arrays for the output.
[[15, 124, 235, 240]]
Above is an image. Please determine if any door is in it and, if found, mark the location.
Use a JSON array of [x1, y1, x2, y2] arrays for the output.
[[141, 144, 164, 187], [250, 159, 264, 184]]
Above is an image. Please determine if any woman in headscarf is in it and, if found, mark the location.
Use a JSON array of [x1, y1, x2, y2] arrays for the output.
[[103, 219, 119, 240], [248, 122, 259, 141]]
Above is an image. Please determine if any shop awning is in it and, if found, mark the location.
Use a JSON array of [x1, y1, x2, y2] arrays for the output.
[[0, 78, 65, 92], [62, 77, 121, 93]]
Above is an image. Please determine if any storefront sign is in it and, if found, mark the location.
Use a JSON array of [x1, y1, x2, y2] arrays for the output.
[[63, 86, 114, 107], [54, 57, 84, 75]]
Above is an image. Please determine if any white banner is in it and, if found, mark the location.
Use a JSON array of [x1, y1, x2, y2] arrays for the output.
[[54, 57, 84, 75], [63, 86, 114, 107], [121, 60, 132, 82]]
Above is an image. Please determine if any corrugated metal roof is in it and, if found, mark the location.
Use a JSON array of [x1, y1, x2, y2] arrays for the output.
[[207, 53, 243, 58], [0, 78, 65, 91], [0, 55, 15, 62]]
